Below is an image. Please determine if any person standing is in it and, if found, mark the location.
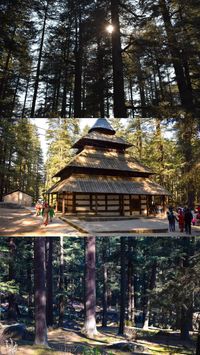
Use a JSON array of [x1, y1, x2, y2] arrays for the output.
[[167, 208, 176, 232], [177, 209, 184, 232], [184, 208, 193, 235], [49, 205, 55, 222], [42, 203, 50, 226]]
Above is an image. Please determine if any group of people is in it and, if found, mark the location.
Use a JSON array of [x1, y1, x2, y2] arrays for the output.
[[167, 206, 200, 234], [35, 201, 55, 226]]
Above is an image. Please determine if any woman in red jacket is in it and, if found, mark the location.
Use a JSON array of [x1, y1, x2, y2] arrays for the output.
[[178, 209, 184, 232]]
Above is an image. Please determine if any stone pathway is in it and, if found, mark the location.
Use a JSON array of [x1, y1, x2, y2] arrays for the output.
[[62, 215, 200, 237]]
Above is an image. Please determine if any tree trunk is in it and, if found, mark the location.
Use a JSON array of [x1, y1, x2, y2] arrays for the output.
[[58, 236, 64, 327], [82, 236, 98, 337], [118, 237, 126, 335], [159, 0, 195, 114], [7, 238, 19, 321], [46, 238, 53, 327], [102, 239, 108, 327], [31, 0, 49, 117], [143, 260, 157, 329], [97, 37, 105, 117], [127, 238, 135, 325], [73, 11, 82, 117], [180, 238, 193, 340], [21, 77, 30, 118], [110, 0, 127, 117], [196, 323, 200, 355], [34, 238, 48, 346]]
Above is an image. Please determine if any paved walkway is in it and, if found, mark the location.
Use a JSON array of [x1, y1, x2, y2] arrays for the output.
[[62, 216, 200, 237], [0, 207, 200, 237]]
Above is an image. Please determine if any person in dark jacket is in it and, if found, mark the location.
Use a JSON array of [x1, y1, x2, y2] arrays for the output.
[[184, 208, 193, 235], [167, 208, 176, 232]]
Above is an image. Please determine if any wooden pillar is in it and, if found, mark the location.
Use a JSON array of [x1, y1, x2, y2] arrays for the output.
[[95, 194, 98, 216], [55, 194, 58, 212], [162, 195, 166, 213], [105, 194, 108, 211], [51, 194, 53, 206], [62, 193, 65, 215], [90, 194, 92, 211], [72, 192, 76, 213], [139, 195, 142, 215], [147, 196, 149, 216], [129, 195, 132, 216], [47, 194, 50, 205], [119, 195, 124, 216]]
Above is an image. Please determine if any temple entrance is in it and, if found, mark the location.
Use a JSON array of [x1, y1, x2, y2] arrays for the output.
[[130, 196, 141, 215]]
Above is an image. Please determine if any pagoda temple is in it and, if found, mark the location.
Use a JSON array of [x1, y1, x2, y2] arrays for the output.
[[47, 118, 170, 217]]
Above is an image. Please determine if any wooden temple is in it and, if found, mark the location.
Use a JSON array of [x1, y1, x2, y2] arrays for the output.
[[47, 118, 170, 217]]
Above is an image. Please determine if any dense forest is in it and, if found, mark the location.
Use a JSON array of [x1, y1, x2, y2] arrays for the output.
[[0, 0, 200, 119], [0, 236, 200, 353], [0, 117, 43, 201]]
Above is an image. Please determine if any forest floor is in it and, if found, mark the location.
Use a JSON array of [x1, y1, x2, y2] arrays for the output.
[[1, 207, 200, 237], [0, 326, 196, 355]]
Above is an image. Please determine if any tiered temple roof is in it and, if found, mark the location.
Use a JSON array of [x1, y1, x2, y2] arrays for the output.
[[47, 118, 170, 197]]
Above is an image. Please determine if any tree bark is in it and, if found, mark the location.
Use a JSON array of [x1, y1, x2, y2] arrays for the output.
[[73, 11, 82, 117], [46, 238, 53, 327], [31, 0, 49, 117], [118, 237, 126, 335], [196, 321, 200, 355], [143, 260, 157, 329], [82, 236, 98, 337], [58, 236, 64, 327], [7, 238, 19, 321], [34, 238, 48, 346], [180, 237, 193, 340], [127, 238, 135, 325], [102, 239, 108, 327], [159, 0, 195, 114], [111, 0, 127, 117]]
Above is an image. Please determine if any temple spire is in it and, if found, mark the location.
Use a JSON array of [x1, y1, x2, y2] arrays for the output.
[[88, 118, 116, 135]]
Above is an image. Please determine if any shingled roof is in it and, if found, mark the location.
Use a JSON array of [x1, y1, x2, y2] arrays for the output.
[[47, 176, 170, 196], [73, 130, 132, 150], [53, 148, 153, 178], [88, 118, 116, 135]]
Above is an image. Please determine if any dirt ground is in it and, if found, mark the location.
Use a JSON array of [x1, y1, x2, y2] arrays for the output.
[[0, 327, 196, 355], [0, 208, 79, 237]]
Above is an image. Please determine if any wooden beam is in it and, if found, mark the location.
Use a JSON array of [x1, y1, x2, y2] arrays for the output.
[[72, 192, 76, 213], [62, 193, 65, 215], [162, 195, 166, 213], [55, 194, 58, 212], [119, 194, 124, 216], [129, 195, 132, 216], [95, 195, 98, 215]]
